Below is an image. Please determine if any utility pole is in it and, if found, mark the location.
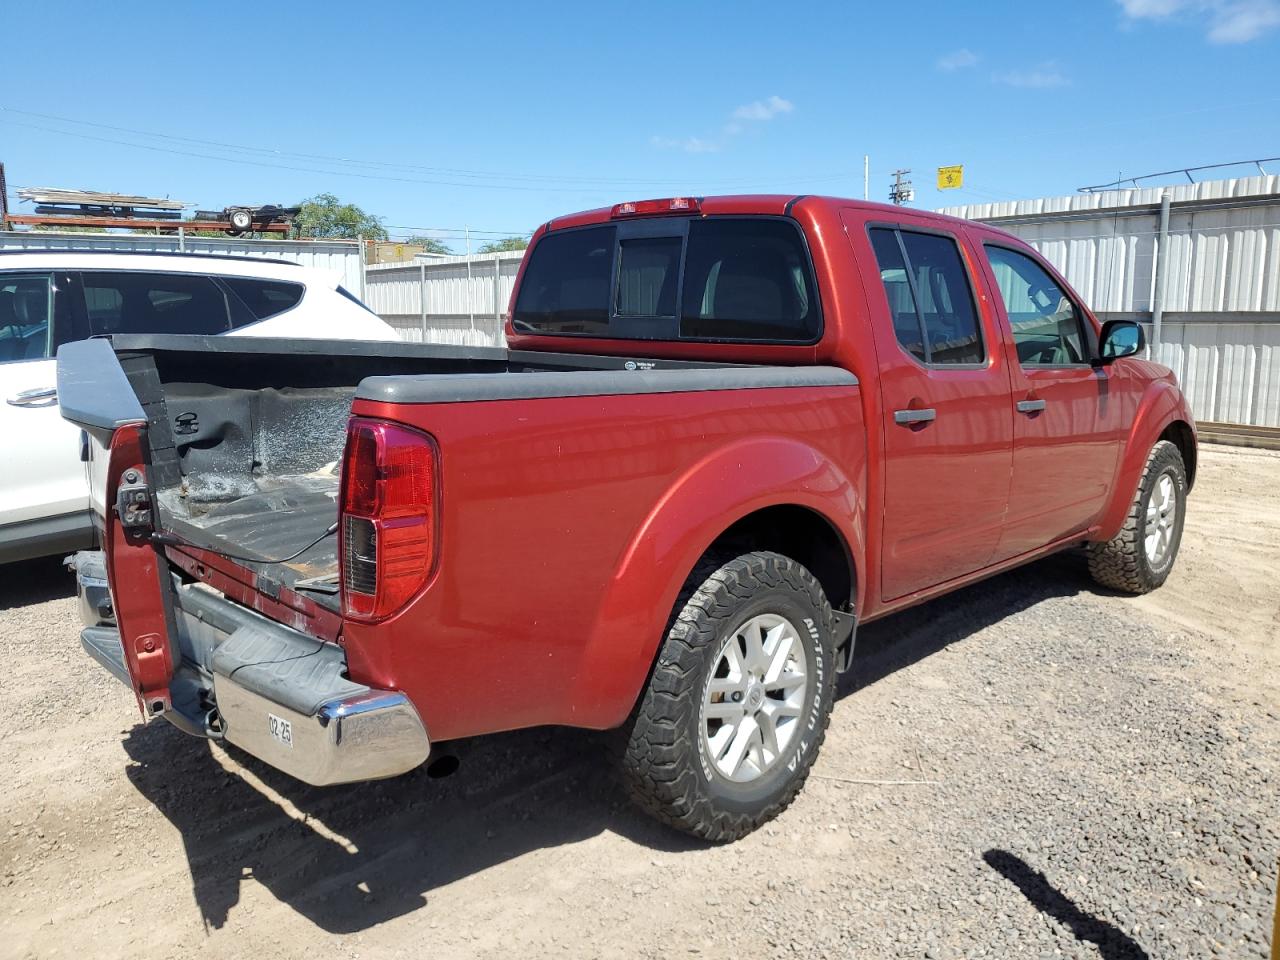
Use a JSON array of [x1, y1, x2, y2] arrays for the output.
[[863, 155, 869, 200], [889, 169, 914, 205]]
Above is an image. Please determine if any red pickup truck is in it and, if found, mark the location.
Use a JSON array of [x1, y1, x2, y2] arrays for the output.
[[59, 195, 1195, 842]]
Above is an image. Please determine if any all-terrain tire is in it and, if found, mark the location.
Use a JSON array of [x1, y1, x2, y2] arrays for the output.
[[621, 551, 837, 843], [1087, 440, 1187, 594]]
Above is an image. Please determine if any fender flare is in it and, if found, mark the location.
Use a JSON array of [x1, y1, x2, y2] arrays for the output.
[[1095, 379, 1194, 541], [567, 435, 865, 729]]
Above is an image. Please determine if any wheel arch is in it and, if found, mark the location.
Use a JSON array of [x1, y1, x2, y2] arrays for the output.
[[704, 504, 857, 615], [1159, 419, 1197, 491], [568, 436, 866, 729], [1096, 380, 1196, 541]]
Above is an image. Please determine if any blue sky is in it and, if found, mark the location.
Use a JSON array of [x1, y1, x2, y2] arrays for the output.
[[1, 0, 1277, 249]]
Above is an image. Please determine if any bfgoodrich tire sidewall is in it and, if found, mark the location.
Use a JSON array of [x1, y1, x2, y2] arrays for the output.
[[689, 589, 831, 812], [1140, 458, 1187, 582]]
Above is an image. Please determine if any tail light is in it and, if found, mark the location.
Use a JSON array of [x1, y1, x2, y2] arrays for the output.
[[339, 418, 439, 622]]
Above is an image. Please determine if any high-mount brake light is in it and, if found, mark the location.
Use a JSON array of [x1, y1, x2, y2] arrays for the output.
[[610, 197, 701, 218], [339, 418, 439, 622]]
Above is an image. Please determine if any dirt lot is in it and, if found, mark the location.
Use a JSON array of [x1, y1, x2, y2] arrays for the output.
[[2, 446, 1277, 959]]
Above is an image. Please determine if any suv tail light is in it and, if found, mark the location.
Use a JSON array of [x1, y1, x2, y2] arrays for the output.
[[339, 418, 439, 622]]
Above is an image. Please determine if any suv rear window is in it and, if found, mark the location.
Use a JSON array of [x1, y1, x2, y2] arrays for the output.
[[81, 271, 250, 336], [223, 277, 305, 323], [512, 217, 820, 343]]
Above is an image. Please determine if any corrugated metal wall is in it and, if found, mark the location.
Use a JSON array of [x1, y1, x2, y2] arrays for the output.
[[940, 176, 1280, 427], [364, 250, 522, 347], [0, 230, 366, 294]]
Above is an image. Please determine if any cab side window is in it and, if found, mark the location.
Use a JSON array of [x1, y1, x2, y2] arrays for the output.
[[0, 274, 53, 363], [868, 228, 984, 365], [985, 246, 1086, 366]]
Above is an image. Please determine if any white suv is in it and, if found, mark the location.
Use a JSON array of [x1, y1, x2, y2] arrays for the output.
[[0, 251, 399, 563]]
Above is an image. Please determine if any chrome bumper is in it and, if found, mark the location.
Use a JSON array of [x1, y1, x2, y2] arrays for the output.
[[76, 568, 430, 788], [69, 550, 114, 627], [213, 680, 431, 787]]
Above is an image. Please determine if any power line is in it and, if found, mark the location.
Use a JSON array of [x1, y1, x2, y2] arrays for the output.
[[0, 117, 627, 194], [0, 106, 859, 190]]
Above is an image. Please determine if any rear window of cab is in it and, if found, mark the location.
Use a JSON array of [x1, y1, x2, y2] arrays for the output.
[[512, 217, 822, 344]]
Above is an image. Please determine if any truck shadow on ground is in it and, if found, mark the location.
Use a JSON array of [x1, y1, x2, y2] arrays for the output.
[[120, 551, 1096, 936], [0, 555, 76, 610], [120, 720, 680, 933], [840, 550, 1090, 699]]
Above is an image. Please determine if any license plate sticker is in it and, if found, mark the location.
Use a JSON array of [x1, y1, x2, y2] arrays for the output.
[[268, 713, 293, 748]]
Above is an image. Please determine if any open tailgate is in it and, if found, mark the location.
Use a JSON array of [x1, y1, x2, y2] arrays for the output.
[[58, 338, 177, 715]]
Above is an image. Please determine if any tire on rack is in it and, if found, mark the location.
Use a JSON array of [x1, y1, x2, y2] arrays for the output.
[[1086, 439, 1188, 594], [621, 550, 837, 842], [227, 208, 254, 232]]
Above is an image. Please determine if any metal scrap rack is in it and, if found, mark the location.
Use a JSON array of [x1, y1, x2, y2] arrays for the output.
[[1, 173, 297, 236]]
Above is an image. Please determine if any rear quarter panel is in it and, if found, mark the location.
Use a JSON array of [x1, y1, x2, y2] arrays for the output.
[[346, 383, 865, 741]]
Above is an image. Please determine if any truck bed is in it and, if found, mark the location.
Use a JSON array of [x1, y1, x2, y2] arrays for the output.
[[65, 334, 767, 612]]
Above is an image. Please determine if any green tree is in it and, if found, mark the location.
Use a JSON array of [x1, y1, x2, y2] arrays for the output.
[[476, 236, 528, 254], [30, 223, 108, 234], [404, 236, 454, 255], [294, 193, 388, 240]]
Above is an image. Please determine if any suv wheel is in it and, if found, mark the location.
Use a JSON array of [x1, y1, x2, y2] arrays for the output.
[[621, 551, 836, 842], [1087, 439, 1188, 593]]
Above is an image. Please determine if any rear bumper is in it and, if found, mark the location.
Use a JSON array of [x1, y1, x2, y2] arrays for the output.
[[212, 680, 431, 786], [78, 574, 430, 787]]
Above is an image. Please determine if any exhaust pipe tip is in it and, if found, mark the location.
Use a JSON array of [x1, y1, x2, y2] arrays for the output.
[[425, 754, 459, 779]]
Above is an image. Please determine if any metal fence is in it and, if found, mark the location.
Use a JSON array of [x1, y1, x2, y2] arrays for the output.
[[9, 185, 1278, 428], [942, 176, 1280, 427], [1145, 321, 1279, 427], [0, 230, 367, 295], [363, 250, 522, 347]]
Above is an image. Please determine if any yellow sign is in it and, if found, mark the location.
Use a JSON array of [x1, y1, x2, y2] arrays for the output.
[[937, 165, 964, 190]]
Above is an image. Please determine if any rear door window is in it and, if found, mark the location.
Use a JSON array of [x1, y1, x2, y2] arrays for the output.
[[512, 217, 820, 343], [81, 271, 245, 336], [868, 227, 984, 365], [221, 277, 305, 325]]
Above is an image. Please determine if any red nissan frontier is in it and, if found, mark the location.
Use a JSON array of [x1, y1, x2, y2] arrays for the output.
[[59, 195, 1196, 841]]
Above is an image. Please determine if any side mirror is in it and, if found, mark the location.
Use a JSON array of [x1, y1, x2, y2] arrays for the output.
[[1096, 320, 1145, 365]]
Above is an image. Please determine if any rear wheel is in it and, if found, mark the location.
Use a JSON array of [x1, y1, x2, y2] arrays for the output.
[[621, 551, 836, 842], [1087, 440, 1187, 593]]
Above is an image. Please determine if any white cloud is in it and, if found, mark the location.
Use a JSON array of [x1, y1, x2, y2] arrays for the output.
[[1208, 0, 1280, 40], [994, 63, 1070, 88], [937, 48, 980, 71], [649, 135, 720, 154], [1116, 0, 1280, 43], [652, 95, 794, 153], [1118, 0, 1187, 15], [730, 95, 794, 122]]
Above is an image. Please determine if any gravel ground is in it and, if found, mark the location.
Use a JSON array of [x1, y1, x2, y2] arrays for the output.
[[1, 445, 1277, 959]]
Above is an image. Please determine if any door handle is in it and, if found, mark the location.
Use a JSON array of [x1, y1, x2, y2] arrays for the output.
[[893, 408, 936, 425], [1016, 399, 1046, 414], [6, 386, 57, 407]]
